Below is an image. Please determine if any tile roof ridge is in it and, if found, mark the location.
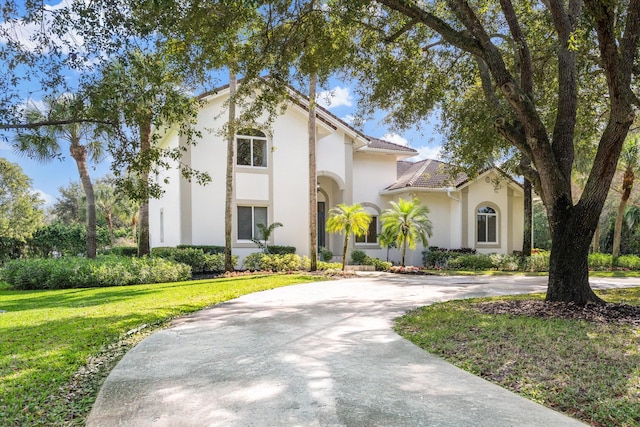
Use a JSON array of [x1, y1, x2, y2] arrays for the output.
[[407, 159, 431, 187]]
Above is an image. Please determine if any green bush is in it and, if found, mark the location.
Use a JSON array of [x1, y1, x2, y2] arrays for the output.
[[616, 254, 640, 270], [489, 254, 521, 271], [366, 257, 392, 271], [319, 247, 333, 262], [524, 251, 550, 272], [243, 253, 319, 272], [1, 256, 191, 290], [589, 252, 613, 270], [106, 246, 139, 257], [177, 244, 225, 254], [267, 245, 296, 255], [317, 261, 343, 270], [350, 249, 368, 265], [448, 254, 494, 270], [152, 247, 235, 272]]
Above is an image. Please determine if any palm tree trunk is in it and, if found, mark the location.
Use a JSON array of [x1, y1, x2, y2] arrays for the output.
[[138, 120, 151, 257], [341, 233, 349, 271], [224, 68, 237, 272], [106, 211, 115, 247], [613, 170, 634, 258], [401, 239, 407, 267], [69, 141, 97, 259], [309, 73, 318, 271]]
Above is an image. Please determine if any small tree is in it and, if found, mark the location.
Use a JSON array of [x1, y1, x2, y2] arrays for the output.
[[0, 159, 44, 250], [251, 222, 283, 254], [326, 203, 371, 270], [380, 198, 432, 267]]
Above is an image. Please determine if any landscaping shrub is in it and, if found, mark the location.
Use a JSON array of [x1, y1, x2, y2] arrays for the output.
[[422, 247, 475, 268], [106, 246, 139, 257], [489, 254, 521, 271], [350, 249, 368, 265], [616, 254, 640, 270], [152, 247, 235, 272], [589, 252, 613, 270], [319, 247, 333, 262], [1, 256, 191, 290], [317, 261, 342, 270], [524, 251, 550, 272], [177, 244, 225, 254], [267, 245, 296, 255], [366, 257, 392, 271], [448, 254, 494, 270], [242, 253, 305, 272]]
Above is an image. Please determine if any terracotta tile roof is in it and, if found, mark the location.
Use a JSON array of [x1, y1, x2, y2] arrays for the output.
[[367, 137, 418, 153], [387, 159, 469, 190]]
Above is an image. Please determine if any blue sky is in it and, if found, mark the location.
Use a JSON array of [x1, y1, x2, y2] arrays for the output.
[[0, 1, 445, 207]]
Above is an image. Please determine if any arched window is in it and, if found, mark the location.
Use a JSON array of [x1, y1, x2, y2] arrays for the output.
[[236, 129, 267, 167], [477, 205, 498, 244], [356, 204, 380, 245]]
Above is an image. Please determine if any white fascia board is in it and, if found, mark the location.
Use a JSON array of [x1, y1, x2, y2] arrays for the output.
[[357, 146, 418, 160]]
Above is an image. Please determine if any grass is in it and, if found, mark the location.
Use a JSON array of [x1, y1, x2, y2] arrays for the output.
[[395, 287, 640, 427], [0, 273, 328, 426]]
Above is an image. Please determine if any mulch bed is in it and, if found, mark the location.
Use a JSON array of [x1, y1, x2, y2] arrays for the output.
[[474, 300, 640, 326]]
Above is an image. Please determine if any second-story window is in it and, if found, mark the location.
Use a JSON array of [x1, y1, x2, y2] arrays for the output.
[[237, 129, 267, 167]]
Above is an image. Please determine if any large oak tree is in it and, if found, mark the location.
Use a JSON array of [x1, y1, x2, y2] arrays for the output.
[[333, 0, 640, 304]]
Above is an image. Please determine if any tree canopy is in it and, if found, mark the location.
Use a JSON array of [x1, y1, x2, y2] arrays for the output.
[[0, 158, 44, 242]]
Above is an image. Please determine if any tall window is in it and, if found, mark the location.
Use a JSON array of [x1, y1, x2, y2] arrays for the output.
[[237, 129, 267, 167], [237, 206, 268, 240], [477, 206, 497, 243], [356, 216, 378, 244]]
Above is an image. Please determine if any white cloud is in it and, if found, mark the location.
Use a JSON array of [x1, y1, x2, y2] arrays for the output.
[[342, 114, 355, 125], [316, 87, 353, 109], [415, 145, 442, 160], [0, 1, 82, 55], [35, 189, 55, 207], [381, 133, 408, 146]]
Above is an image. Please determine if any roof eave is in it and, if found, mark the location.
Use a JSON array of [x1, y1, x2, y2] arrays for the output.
[[380, 186, 459, 196]]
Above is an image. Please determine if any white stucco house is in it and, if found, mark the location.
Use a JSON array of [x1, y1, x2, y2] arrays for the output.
[[149, 84, 524, 267]]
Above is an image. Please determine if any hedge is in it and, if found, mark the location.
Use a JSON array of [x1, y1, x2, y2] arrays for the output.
[[151, 247, 237, 272], [1, 256, 191, 290], [176, 244, 225, 255]]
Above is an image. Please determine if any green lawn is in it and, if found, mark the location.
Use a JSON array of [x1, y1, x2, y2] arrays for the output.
[[396, 287, 640, 427], [0, 274, 327, 426]]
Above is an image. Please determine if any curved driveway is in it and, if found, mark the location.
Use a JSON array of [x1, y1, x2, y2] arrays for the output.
[[87, 273, 639, 426]]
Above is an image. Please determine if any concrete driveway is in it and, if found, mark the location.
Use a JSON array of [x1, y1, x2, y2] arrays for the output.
[[86, 273, 639, 426]]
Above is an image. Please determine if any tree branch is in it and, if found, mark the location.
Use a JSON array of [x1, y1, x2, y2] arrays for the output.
[[498, 0, 533, 94], [384, 17, 418, 43], [0, 118, 115, 130], [374, 0, 483, 55]]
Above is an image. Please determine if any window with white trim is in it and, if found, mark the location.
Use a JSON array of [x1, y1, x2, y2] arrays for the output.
[[356, 216, 378, 244], [237, 206, 268, 240], [477, 206, 497, 243], [237, 129, 267, 167]]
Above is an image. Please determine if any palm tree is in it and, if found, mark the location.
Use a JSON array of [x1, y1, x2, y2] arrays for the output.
[[613, 134, 640, 257], [14, 95, 103, 258], [380, 198, 433, 267], [251, 221, 283, 254], [326, 203, 371, 271]]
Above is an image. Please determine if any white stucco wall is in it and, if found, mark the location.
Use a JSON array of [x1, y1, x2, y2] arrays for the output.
[[149, 128, 182, 248], [464, 172, 523, 254]]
